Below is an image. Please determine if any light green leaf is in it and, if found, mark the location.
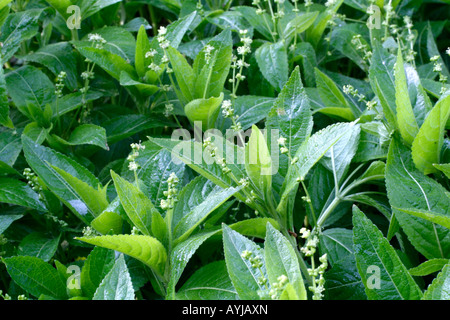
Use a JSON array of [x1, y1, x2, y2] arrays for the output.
[[76, 235, 167, 277], [17, 232, 60, 262], [433, 163, 450, 179], [409, 259, 449, 277], [91, 210, 123, 235], [412, 91, 450, 174], [184, 93, 224, 130], [245, 125, 272, 194], [166, 46, 195, 103], [0, 178, 47, 211]]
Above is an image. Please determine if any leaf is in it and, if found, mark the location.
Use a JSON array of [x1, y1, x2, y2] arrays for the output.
[[282, 11, 319, 40], [234, 6, 274, 41], [315, 68, 353, 113], [0, 214, 23, 234], [412, 91, 450, 174], [227, 218, 279, 240], [80, 246, 115, 298], [395, 47, 419, 145], [3, 256, 68, 299], [58, 124, 108, 150], [166, 46, 195, 103], [174, 184, 241, 244], [255, 41, 288, 91], [221, 96, 274, 131], [167, 231, 218, 299], [320, 228, 354, 267], [352, 206, 423, 300], [22, 42, 78, 90], [386, 138, 450, 259], [306, 0, 344, 47], [0, 178, 47, 211], [79, 0, 122, 20], [245, 125, 272, 195], [0, 64, 13, 128], [22, 135, 102, 223], [18, 232, 60, 262], [422, 264, 450, 300], [76, 235, 167, 277], [394, 207, 450, 230], [0, 131, 21, 166], [74, 46, 136, 81], [111, 170, 158, 236], [93, 254, 135, 300], [409, 259, 449, 276], [222, 224, 268, 300], [325, 257, 367, 300], [0, 8, 45, 62], [266, 66, 313, 158], [176, 261, 237, 300], [184, 93, 224, 130], [103, 114, 174, 144], [51, 91, 103, 118], [264, 223, 306, 300], [91, 210, 123, 235], [135, 25, 152, 79], [193, 29, 232, 99], [278, 121, 359, 217], [433, 163, 450, 179], [5, 65, 55, 114]]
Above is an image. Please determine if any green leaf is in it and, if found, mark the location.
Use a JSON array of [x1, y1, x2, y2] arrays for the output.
[[50, 164, 108, 217], [93, 254, 135, 300], [278, 121, 359, 217], [23, 42, 78, 90], [422, 264, 450, 300], [80, 246, 115, 299], [5, 65, 54, 114], [282, 11, 319, 40], [0, 131, 21, 166], [412, 91, 450, 174], [266, 66, 313, 158], [167, 231, 218, 299], [306, 0, 343, 47], [395, 48, 419, 145], [245, 125, 272, 194], [76, 235, 167, 277], [135, 25, 151, 79], [315, 68, 353, 112], [264, 223, 306, 300], [184, 92, 224, 130], [0, 8, 45, 62], [234, 6, 274, 41], [222, 224, 268, 300], [174, 184, 241, 244], [0, 178, 47, 211], [409, 259, 449, 276], [193, 29, 232, 99], [51, 91, 103, 118], [352, 206, 423, 300], [320, 228, 354, 267], [325, 257, 367, 300], [3, 256, 68, 299], [78, 0, 122, 20], [166, 46, 195, 103], [18, 232, 60, 262], [221, 96, 274, 131], [74, 46, 136, 81], [176, 261, 237, 300], [111, 170, 158, 236], [394, 207, 450, 230], [227, 218, 279, 240], [22, 135, 102, 223], [255, 41, 288, 91], [0, 214, 23, 234], [45, 0, 72, 18], [386, 138, 450, 259], [0, 64, 13, 128], [57, 124, 108, 150]]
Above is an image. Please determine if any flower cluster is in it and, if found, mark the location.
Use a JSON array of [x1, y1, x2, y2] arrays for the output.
[[203, 137, 232, 174], [241, 250, 269, 291], [88, 33, 107, 49], [127, 141, 145, 172], [23, 168, 43, 195], [157, 26, 170, 49], [268, 275, 289, 300], [299, 227, 318, 257], [160, 172, 179, 210], [430, 55, 448, 94], [221, 100, 242, 132], [403, 16, 416, 63], [82, 226, 97, 237], [351, 34, 372, 62], [277, 136, 289, 154], [204, 44, 215, 65], [55, 71, 66, 98], [309, 254, 328, 300]]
